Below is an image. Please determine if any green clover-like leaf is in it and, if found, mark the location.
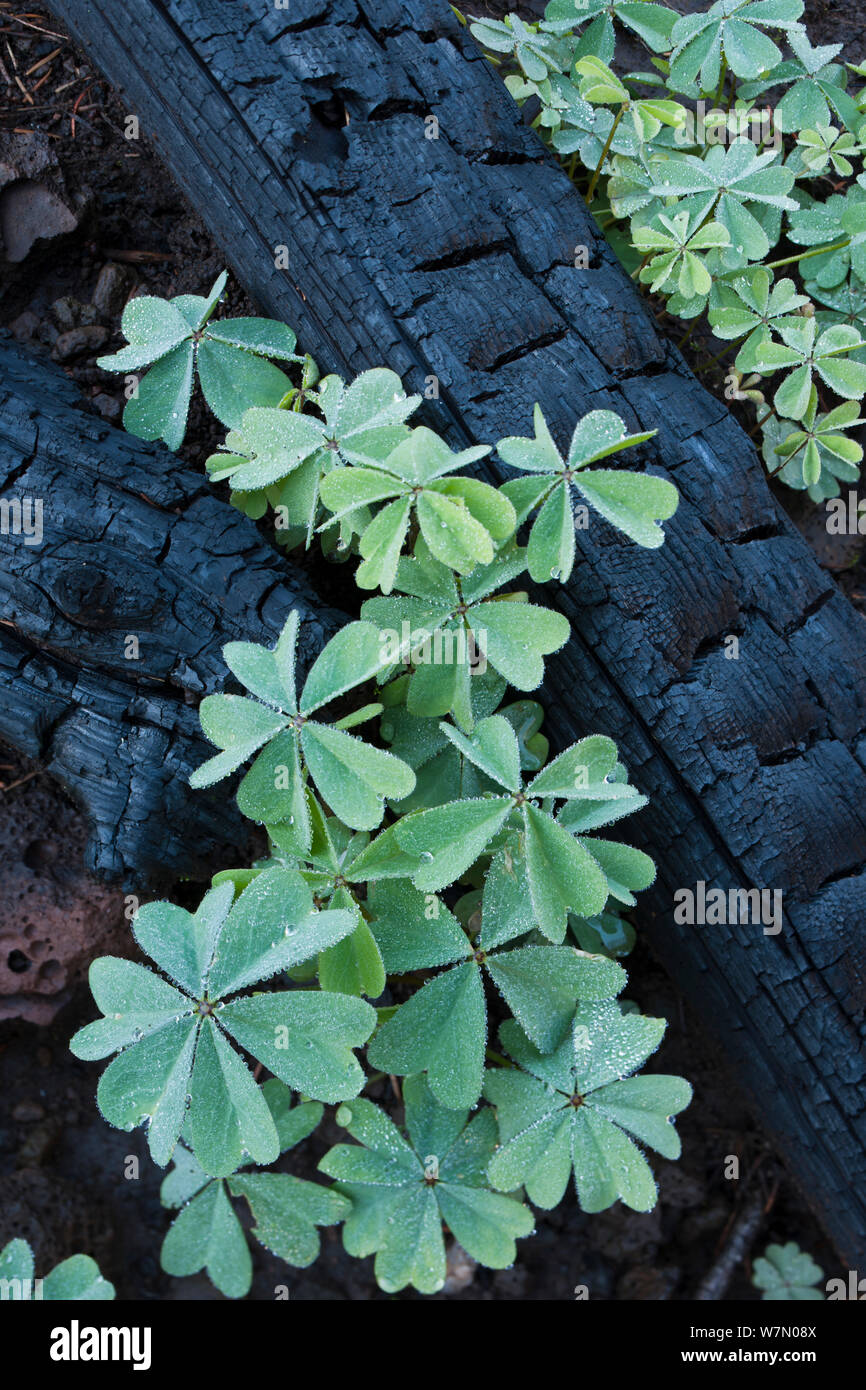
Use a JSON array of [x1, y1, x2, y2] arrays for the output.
[[752, 1242, 825, 1301], [364, 877, 625, 1107], [207, 368, 421, 544], [668, 0, 805, 96], [70, 870, 373, 1173], [160, 1081, 345, 1297], [545, 0, 677, 60], [96, 271, 301, 449], [350, 715, 649, 944], [360, 539, 568, 728], [787, 186, 866, 291], [649, 140, 797, 264], [485, 1009, 692, 1212], [739, 28, 861, 134], [318, 1075, 534, 1294], [0, 1239, 115, 1301], [708, 267, 811, 371], [190, 610, 416, 834], [750, 316, 866, 420], [794, 124, 861, 177], [498, 404, 675, 571], [469, 13, 572, 80], [319, 427, 513, 592], [634, 208, 730, 301], [760, 386, 863, 497]]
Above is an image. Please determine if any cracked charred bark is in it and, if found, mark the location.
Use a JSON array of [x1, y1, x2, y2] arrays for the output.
[[0, 338, 343, 885], [42, 0, 866, 1264]]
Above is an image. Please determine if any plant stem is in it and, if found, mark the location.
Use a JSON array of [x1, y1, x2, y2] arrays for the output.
[[714, 238, 851, 282], [766, 237, 851, 271], [748, 406, 776, 438], [485, 1047, 513, 1068], [587, 101, 627, 204], [700, 333, 748, 373], [767, 447, 798, 478], [677, 319, 699, 351]]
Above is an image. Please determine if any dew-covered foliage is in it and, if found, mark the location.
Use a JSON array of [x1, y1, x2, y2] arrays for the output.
[[467, 0, 866, 502], [0, 1238, 115, 1300], [83, 266, 692, 1297]]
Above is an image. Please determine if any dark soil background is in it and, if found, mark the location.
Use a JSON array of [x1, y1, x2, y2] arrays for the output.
[[0, 0, 862, 1300]]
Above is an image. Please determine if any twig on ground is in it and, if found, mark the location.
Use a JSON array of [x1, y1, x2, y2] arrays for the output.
[[694, 1167, 779, 1300]]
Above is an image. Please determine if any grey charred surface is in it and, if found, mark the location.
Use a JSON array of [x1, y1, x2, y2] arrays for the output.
[[40, 0, 866, 1262], [0, 338, 342, 885]]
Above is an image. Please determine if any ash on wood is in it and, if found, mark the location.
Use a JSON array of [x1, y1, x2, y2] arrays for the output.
[[0, 337, 343, 886], [43, 0, 866, 1265]]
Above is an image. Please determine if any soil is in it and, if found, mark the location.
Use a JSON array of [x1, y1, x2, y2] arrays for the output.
[[0, 1, 860, 1300]]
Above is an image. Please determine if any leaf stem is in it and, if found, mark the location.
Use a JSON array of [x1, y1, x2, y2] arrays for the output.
[[713, 238, 852, 282], [766, 237, 851, 271], [587, 101, 627, 204], [677, 319, 699, 351], [748, 406, 776, 438], [700, 333, 748, 372]]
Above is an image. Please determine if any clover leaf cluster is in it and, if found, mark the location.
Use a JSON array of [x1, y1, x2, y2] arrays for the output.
[[469, 2, 866, 502], [80, 268, 691, 1299]]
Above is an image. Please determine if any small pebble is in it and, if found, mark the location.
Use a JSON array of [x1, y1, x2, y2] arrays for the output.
[[91, 261, 135, 320], [91, 392, 122, 422], [51, 324, 109, 362]]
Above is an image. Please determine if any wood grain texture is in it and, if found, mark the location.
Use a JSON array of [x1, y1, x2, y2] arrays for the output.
[[0, 337, 343, 885], [44, 0, 866, 1263]]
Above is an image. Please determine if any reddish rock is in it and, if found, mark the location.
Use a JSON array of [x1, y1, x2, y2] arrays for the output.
[[0, 755, 129, 1025]]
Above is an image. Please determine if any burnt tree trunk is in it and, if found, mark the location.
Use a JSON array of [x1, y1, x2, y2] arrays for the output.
[[0, 337, 343, 884], [38, 0, 866, 1265]]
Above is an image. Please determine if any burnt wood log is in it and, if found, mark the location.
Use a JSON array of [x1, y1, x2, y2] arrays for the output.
[[41, 0, 866, 1265], [0, 336, 343, 885]]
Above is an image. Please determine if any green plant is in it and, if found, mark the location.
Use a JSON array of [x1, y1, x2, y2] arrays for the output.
[[187, 613, 415, 832], [0, 1239, 114, 1300], [96, 271, 301, 450], [85, 265, 691, 1297], [485, 1009, 691, 1213], [159, 1082, 348, 1298], [752, 1241, 825, 1300], [468, 1, 866, 502], [70, 869, 373, 1174], [319, 1075, 535, 1294]]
